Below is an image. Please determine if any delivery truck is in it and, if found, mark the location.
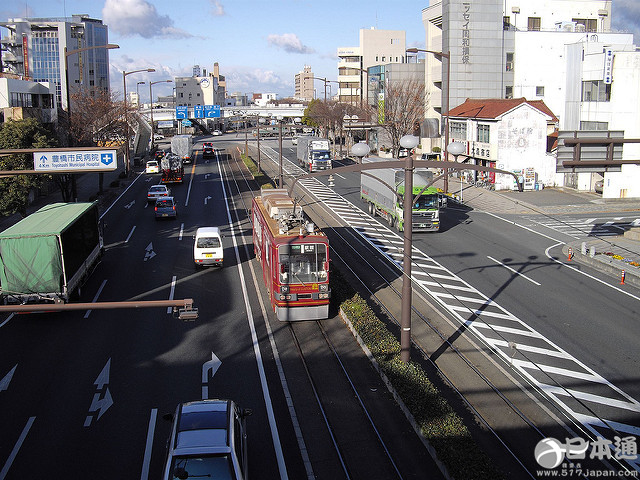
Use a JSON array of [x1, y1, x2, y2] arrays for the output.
[[0, 202, 103, 304], [360, 157, 441, 232], [296, 136, 331, 172], [171, 134, 193, 164]]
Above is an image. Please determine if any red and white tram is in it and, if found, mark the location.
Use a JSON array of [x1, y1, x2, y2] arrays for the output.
[[252, 188, 330, 321]]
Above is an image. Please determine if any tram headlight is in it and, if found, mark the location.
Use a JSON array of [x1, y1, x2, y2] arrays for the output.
[[280, 285, 289, 294], [319, 284, 328, 292]]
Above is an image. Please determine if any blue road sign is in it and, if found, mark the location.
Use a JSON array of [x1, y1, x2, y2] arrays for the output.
[[194, 105, 205, 118], [205, 105, 221, 118], [176, 106, 188, 119], [182, 119, 192, 127]]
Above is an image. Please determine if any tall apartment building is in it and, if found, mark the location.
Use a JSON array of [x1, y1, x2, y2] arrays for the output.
[[295, 65, 314, 101], [0, 14, 111, 110], [337, 28, 407, 105]]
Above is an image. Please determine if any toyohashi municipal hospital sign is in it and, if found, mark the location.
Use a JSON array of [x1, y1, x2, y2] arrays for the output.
[[34, 149, 117, 172]]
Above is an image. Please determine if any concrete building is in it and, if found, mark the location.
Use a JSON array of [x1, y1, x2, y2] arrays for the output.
[[295, 65, 314, 101], [420, 0, 640, 198], [0, 74, 57, 124], [0, 14, 111, 111], [175, 62, 226, 108], [448, 98, 559, 190], [337, 28, 407, 105]]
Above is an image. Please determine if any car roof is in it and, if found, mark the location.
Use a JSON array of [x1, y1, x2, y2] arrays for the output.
[[150, 185, 168, 190], [195, 226, 220, 236], [173, 400, 232, 454]]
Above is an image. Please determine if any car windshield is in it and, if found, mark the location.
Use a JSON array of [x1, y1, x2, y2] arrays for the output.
[[413, 194, 438, 209], [170, 455, 234, 480], [197, 237, 221, 248], [278, 243, 327, 284], [147, 162, 158, 167]]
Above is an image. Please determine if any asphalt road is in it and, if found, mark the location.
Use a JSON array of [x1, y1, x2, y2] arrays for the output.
[[0, 136, 445, 480]]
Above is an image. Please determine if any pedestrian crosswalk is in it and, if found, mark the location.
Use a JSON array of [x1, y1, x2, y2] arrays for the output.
[[521, 215, 639, 239], [293, 175, 640, 473]]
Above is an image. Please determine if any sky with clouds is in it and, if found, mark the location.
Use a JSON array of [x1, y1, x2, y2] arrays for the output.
[[1, 0, 639, 102]]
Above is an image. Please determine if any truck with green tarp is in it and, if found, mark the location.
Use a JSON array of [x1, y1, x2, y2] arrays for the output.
[[0, 202, 103, 304], [360, 156, 441, 232]]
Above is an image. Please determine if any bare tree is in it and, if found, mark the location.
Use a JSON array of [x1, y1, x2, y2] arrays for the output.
[[378, 79, 425, 157]]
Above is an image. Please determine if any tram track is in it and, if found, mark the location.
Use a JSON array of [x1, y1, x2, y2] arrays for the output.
[[243, 142, 579, 477], [219, 146, 414, 479]]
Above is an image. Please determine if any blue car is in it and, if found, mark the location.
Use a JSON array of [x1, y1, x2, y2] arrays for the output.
[[155, 197, 177, 219]]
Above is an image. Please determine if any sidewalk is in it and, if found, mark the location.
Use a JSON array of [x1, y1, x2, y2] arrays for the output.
[[438, 176, 640, 289]]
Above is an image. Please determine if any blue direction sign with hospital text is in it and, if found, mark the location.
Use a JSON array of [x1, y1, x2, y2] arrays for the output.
[[34, 149, 118, 172], [205, 105, 221, 118], [176, 106, 188, 119]]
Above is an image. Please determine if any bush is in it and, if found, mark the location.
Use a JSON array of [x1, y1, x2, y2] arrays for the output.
[[241, 153, 274, 189], [331, 268, 504, 480]]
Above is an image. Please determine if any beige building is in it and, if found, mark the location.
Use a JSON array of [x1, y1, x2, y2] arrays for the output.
[[295, 66, 314, 101], [337, 28, 407, 105], [175, 62, 226, 108]]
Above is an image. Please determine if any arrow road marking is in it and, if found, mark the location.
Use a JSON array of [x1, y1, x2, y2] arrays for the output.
[[0, 364, 17, 393], [124, 200, 136, 209], [84, 358, 113, 427], [202, 352, 222, 400], [144, 242, 156, 262], [204, 195, 212, 205]]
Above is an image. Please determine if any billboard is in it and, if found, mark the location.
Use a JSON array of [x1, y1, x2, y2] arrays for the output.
[[34, 149, 118, 172]]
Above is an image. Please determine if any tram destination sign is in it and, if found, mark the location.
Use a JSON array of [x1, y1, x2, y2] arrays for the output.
[[34, 149, 118, 172]]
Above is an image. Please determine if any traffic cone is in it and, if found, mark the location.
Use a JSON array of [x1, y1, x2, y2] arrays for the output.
[[567, 247, 573, 261], [621, 270, 626, 285]]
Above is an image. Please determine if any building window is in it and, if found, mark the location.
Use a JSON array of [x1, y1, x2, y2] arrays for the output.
[[581, 80, 611, 102], [528, 17, 541, 31], [503, 16, 511, 30], [505, 86, 513, 99], [376, 56, 378, 62], [506, 52, 514, 71], [381, 56, 386, 62], [572, 18, 597, 32], [477, 124, 490, 143], [580, 121, 608, 130], [450, 121, 467, 140], [536, 86, 544, 96]]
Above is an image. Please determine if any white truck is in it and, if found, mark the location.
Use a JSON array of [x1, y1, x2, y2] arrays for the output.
[[171, 134, 193, 164], [360, 156, 441, 232], [296, 136, 331, 172]]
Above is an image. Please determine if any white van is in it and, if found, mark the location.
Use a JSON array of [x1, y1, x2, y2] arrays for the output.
[[193, 227, 224, 267]]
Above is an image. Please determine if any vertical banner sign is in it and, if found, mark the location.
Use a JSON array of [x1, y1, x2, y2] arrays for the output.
[[22, 34, 29, 80], [377, 93, 385, 124], [604, 49, 614, 84], [462, 3, 471, 64]]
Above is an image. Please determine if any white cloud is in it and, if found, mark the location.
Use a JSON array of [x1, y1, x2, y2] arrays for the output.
[[210, 0, 226, 17], [225, 67, 293, 96], [267, 33, 315, 54], [102, 0, 192, 39]]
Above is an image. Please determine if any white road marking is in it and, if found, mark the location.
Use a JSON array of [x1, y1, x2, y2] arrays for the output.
[[139, 408, 157, 480], [487, 255, 541, 286], [84, 279, 108, 318], [0, 313, 14, 328], [0, 416, 35, 480], [125, 226, 136, 243], [166, 276, 177, 314]]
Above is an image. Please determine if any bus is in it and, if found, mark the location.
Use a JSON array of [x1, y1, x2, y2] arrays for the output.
[[252, 188, 330, 321]]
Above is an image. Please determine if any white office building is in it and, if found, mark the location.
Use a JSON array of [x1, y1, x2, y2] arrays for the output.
[[421, 0, 640, 198], [337, 28, 407, 105]]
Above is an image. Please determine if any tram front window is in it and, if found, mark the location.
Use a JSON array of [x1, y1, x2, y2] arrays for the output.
[[279, 244, 327, 284]]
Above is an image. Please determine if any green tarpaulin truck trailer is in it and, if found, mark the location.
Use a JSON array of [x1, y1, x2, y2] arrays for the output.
[[0, 202, 103, 304]]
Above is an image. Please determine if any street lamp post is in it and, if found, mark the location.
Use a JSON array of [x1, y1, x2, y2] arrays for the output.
[[447, 142, 466, 202], [123, 67, 156, 175], [149, 79, 173, 151], [406, 47, 451, 193], [136, 81, 145, 110], [277, 115, 284, 187]]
